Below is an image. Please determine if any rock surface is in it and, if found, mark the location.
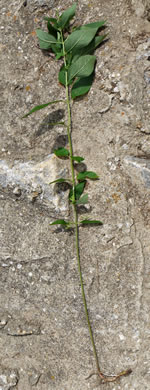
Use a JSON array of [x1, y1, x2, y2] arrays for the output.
[[0, 0, 150, 389], [0, 367, 19, 390]]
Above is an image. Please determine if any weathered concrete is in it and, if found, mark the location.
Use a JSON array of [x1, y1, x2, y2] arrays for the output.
[[0, 0, 150, 389]]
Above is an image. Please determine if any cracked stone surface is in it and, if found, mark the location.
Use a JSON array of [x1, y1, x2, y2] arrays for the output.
[[0, 0, 150, 389]]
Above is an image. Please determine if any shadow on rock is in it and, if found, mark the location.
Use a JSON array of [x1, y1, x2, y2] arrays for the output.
[[36, 109, 65, 137]]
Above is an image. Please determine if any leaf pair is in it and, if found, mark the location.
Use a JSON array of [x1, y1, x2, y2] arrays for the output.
[[50, 219, 103, 227], [49, 178, 88, 206], [68, 172, 99, 204], [69, 181, 86, 203], [52, 147, 99, 205], [77, 171, 99, 181], [53, 147, 84, 163]]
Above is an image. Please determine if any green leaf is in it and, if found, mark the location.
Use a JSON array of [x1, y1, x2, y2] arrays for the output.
[[44, 17, 58, 28], [50, 35, 62, 55], [71, 73, 94, 99], [47, 22, 57, 37], [58, 64, 73, 86], [68, 55, 96, 83], [54, 147, 70, 158], [55, 51, 64, 60], [66, 52, 73, 66], [59, 64, 66, 86], [89, 33, 107, 50], [80, 21, 106, 30], [72, 34, 107, 63], [69, 181, 86, 202], [72, 156, 84, 162], [77, 171, 99, 181], [36, 29, 58, 50], [65, 27, 99, 54], [49, 178, 71, 184], [80, 219, 103, 225], [49, 44, 58, 55], [50, 219, 68, 226], [57, 3, 77, 29], [75, 181, 86, 200], [76, 194, 88, 204], [22, 100, 64, 118]]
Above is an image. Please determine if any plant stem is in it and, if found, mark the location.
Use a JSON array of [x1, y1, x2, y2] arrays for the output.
[[61, 29, 100, 374], [73, 205, 100, 372]]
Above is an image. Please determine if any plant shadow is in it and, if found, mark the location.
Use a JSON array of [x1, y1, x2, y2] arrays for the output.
[[51, 134, 68, 153], [35, 109, 65, 137], [77, 205, 92, 214]]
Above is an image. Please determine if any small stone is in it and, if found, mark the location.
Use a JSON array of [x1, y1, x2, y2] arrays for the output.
[[98, 91, 112, 113], [28, 369, 41, 386], [16, 263, 22, 269], [0, 318, 7, 329], [119, 333, 125, 341], [40, 371, 55, 384], [13, 187, 21, 196]]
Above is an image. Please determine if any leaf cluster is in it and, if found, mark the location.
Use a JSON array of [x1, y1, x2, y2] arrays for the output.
[[23, 3, 104, 228], [50, 146, 102, 228], [36, 3, 106, 99]]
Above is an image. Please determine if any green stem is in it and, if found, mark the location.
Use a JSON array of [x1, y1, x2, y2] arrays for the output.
[[74, 204, 100, 372], [61, 29, 100, 374]]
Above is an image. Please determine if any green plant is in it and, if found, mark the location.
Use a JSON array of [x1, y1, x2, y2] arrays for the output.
[[23, 3, 132, 384]]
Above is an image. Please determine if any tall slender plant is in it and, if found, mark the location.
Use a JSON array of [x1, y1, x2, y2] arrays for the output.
[[23, 3, 132, 384]]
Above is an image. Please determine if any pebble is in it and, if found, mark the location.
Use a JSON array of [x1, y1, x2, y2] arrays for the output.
[[13, 187, 21, 196], [28, 369, 41, 386]]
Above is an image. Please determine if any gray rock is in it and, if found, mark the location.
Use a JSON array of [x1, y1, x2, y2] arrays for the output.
[[124, 156, 150, 188], [0, 155, 69, 212], [0, 368, 19, 390]]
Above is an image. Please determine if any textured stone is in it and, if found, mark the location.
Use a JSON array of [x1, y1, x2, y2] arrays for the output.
[[130, 0, 150, 19], [0, 155, 69, 212], [5, 319, 41, 336], [28, 369, 41, 386], [0, 1, 150, 389], [124, 157, 150, 188], [0, 368, 19, 390]]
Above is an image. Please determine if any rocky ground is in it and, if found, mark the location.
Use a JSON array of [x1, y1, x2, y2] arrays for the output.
[[0, 0, 150, 389]]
